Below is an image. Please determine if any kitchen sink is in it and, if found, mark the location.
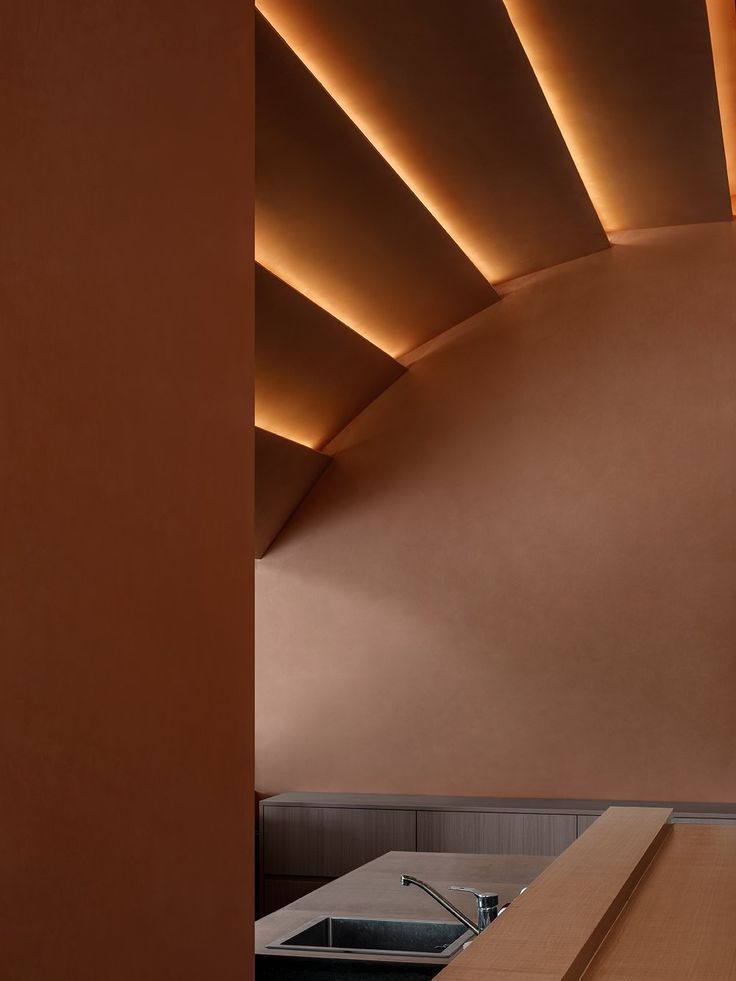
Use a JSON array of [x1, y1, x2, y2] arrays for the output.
[[265, 916, 472, 958]]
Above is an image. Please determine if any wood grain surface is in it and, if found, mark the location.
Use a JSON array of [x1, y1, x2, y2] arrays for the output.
[[584, 824, 736, 979], [262, 805, 416, 877], [417, 810, 575, 857], [436, 807, 671, 981], [576, 815, 599, 836]]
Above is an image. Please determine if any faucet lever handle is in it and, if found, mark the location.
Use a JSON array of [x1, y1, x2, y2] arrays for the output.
[[450, 886, 499, 904], [450, 886, 499, 930]]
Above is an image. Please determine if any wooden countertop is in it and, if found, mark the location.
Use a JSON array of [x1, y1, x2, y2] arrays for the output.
[[260, 791, 736, 820], [255, 850, 553, 966], [437, 806, 672, 981], [584, 824, 736, 979]]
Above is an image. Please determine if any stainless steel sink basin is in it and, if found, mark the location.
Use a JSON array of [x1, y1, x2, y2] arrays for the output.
[[266, 917, 472, 958]]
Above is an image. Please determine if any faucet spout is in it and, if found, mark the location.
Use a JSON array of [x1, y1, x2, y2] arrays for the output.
[[400, 874, 481, 935]]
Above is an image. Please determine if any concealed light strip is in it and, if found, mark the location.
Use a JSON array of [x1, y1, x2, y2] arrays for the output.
[[254, 421, 315, 451], [706, 0, 736, 213], [254, 253, 394, 357], [255, 2, 499, 284], [501, 0, 618, 230]]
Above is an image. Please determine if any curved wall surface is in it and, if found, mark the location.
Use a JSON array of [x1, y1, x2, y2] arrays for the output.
[[256, 222, 736, 803]]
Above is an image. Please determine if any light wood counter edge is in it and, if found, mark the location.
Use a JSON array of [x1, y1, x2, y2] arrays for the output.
[[435, 806, 672, 981], [582, 824, 736, 979]]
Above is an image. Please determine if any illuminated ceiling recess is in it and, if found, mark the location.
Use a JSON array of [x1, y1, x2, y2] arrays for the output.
[[502, 0, 732, 231], [255, 264, 404, 450], [255, 427, 330, 558], [706, 0, 736, 212], [255, 12, 497, 359], [255, 0, 608, 284]]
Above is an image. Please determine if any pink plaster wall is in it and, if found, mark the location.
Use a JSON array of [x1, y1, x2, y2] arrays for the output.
[[257, 221, 736, 803]]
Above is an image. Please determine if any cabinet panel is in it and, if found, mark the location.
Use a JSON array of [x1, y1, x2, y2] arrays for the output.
[[262, 805, 416, 877], [263, 876, 332, 915], [577, 814, 600, 836], [417, 810, 575, 856]]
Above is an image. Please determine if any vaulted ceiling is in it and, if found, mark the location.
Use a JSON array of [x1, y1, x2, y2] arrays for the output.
[[254, 0, 736, 557]]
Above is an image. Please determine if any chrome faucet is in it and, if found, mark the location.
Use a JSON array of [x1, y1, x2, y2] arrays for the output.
[[400, 874, 499, 935]]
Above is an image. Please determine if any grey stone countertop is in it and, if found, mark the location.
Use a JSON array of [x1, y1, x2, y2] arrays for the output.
[[255, 850, 552, 966]]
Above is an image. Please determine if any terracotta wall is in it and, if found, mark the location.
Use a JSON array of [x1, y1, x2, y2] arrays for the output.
[[0, 3, 252, 978], [256, 221, 736, 804]]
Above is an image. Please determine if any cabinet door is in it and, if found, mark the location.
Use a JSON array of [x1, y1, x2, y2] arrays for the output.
[[577, 814, 600, 836], [417, 810, 575, 856], [262, 805, 416, 877]]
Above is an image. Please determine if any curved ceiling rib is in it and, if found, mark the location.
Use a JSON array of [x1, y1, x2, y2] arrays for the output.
[[255, 12, 498, 359], [255, 264, 405, 450], [255, 427, 331, 558], [256, 0, 609, 284], [503, 0, 731, 231]]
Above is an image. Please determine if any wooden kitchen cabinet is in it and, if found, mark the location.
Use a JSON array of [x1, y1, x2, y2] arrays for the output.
[[417, 809, 576, 856], [260, 803, 417, 915], [577, 814, 600, 835], [262, 804, 416, 878], [257, 792, 736, 916]]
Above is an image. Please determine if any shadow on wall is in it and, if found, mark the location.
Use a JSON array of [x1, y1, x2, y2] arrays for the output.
[[268, 234, 663, 562], [257, 222, 736, 804]]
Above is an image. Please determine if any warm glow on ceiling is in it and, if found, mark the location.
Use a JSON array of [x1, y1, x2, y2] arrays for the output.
[[254, 412, 317, 450], [254, 250, 400, 358], [501, 1, 619, 231], [254, 419, 315, 451], [706, 0, 736, 213], [255, 3, 501, 284]]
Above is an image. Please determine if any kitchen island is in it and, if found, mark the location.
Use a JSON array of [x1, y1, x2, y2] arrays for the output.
[[258, 806, 736, 979], [255, 850, 553, 978]]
